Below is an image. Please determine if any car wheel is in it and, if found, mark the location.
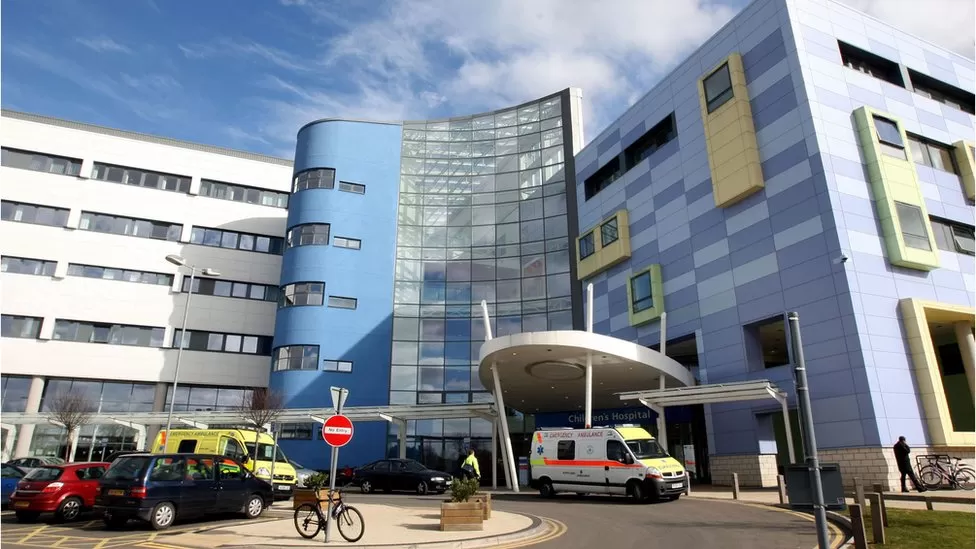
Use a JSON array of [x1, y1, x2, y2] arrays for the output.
[[539, 479, 555, 498], [360, 480, 373, 494], [244, 494, 264, 519], [416, 481, 428, 495], [15, 511, 40, 523], [628, 481, 644, 503], [55, 496, 83, 522], [149, 502, 176, 530]]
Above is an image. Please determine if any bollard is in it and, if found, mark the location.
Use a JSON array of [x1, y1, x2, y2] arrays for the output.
[[777, 474, 786, 504], [732, 473, 740, 500], [872, 483, 889, 527], [685, 477, 691, 496], [867, 493, 886, 545], [849, 503, 868, 549], [925, 498, 933, 511], [854, 478, 866, 509]]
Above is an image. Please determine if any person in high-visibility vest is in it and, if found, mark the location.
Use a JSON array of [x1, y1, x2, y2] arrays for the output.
[[461, 449, 481, 481]]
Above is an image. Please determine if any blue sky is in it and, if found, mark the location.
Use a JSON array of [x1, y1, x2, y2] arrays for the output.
[[2, 0, 972, 159]]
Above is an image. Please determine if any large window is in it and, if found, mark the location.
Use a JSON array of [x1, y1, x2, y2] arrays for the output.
[[703, 63, 734, 113], [279, 282, 325, 307], [1, 376, 32, 412], [323, 360, 353, 373], [293, 168, 335, 192], [189, 226, 284, 255], [578, 232, 595, 259], [931, 217, 976, 256], [1, 147, 82, 176], [173, 329, 273, 355], [1, 315, 42, 339], [68, 264, 173, 286], [907, 134, 958, 174], [333, 236, 361, 250], [894, 202, 931, 250], [91, 162, 190, 193], [624, 113, 676, 168], [286, 223, 330, 248], [40, 378, 156, 413], [745, 316, 791, 369], [1, 200, 69, 227], [338, 181, 366, 194], [279, 423, 315, 440], [199, 179, 289, 209], [909, 69, 976, 115], [79, 211, 182, 241], [327, 296, 358, 310], [273, 345, 320, 371], [182, 276, 278, 302], [600, 217, 619, 247], [583, 157, 622, 200], [630, 271, 654, 313], [873, 115, 906, 159], [838, 41, 905, 87], [1, 256, 56, 276], [53, 319, 165, 347], [165, 385, 254, 412]]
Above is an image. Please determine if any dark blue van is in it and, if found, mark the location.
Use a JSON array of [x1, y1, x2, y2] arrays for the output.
[[95, 453, 273, 530]]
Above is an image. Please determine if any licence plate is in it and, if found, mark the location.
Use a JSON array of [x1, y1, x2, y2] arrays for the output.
[[277, 485, 292, 491], [670, 483, 683, 489], [14, 501, 29, 508], [108, 489, 125, 496]]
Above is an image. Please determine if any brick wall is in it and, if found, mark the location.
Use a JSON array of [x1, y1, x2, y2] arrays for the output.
[[710, 454, 780, 487]]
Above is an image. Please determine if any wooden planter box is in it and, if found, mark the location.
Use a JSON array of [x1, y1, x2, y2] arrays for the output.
[[293, 488, 339, 510], [440, 501, 484, 531], [470, 493, 491, 519]]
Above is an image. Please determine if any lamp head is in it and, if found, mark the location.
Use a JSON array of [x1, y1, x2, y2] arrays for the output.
[[165, 254, 186, 267], [202, 268, 221, 277]]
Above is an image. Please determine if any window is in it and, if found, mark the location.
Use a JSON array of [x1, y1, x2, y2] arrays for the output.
[[607, 440, 628, 462], [199, 179, 289, 209], [838, 41, 905, 87], [745, 316, 790, 369], [338, 181, 366, 194], [149, 457, 185, 482], [907, 134, 958, 174], [583, 157, 622, 200], [895, 202, 932, 250], [334, 236, 361, 250], [91, 162, 191, 193], [1, 315, 42, 339], [1, 256, 56, 276], [189, 226, 284, 255], [279, 282, 325, 307], [630, 271, 653, 313], [68, 264, 173, 286], [1, 200, 69, 227], [624, 113, 676, 168], [217, 458, 245, 480], [293, 168, 335, 192], [186, 457, 215, 481], [600, 217, 619, 247], [272, 345, 320, 371], [53, 319, 165, 347], [556, 440, 575, 460], [703, 63, 734, 113], [1, 147, 82, 176], [323, 360, 353, 373], [909, 69, 976, 115], [182, 277, 278, 302], [578, 232, 595, 259], [931, 217, 976, 256], [173, 329, 273, 355], [872, 116, 906, 159], [286, 223, 330, 248], [279, 423, 314, 440], [328, 296, 358, 309], [79, 211, 182, 241]]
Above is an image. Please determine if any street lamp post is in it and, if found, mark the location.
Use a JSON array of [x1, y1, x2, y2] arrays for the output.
[[162, 254, 219, 447]]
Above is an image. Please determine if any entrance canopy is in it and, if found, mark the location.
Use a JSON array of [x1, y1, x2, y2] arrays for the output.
[[478, 330, 695, 414]]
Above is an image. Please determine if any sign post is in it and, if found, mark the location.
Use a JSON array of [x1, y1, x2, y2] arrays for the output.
[[323, 387, 350, 544]]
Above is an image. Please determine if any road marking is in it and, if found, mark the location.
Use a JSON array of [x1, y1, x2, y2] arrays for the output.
[[17, 525, 50, 544], [489, 517, 567, 549], [735, 502, 846, 549]]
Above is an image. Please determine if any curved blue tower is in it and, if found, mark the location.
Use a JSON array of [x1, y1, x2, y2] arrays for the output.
[[272, 120, 402, 467]]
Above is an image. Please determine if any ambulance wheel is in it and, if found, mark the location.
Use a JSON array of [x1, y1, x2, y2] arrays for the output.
[[627, 481, 645, 502], [539, 479, 555, 498]]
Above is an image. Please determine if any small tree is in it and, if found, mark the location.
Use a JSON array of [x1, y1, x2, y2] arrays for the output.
[[236, 388, 284, 432], [48, 392, 97, 462]]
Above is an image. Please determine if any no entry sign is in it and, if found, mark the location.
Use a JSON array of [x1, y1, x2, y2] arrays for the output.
[[322, 414, 354, 447]]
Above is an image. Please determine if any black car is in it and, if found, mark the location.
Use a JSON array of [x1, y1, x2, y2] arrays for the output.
[[94, 453, 273, 530], [352, 459, 452, 495]]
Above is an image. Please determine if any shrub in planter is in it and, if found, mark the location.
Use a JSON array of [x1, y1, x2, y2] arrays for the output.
[[440, 478, 484, 531], [293, 472, 332, 509]]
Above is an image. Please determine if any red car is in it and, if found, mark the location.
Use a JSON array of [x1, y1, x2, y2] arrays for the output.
[[10, 462, 110, 522]]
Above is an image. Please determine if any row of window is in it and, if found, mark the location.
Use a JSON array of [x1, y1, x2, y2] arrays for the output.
[[277, 282, 358, 309], [292, 168, 366, 195], [839, 42, 975, 115], [285, 223, 361, 250], [873, 115, 965, 176], [182, 277, 279, 302], [173, 329, 273, 355], [271, 344, 353, 373], [188, 226, 285, 255], [2, 147, 290, 209], [578, 216, 620, 259], [583, 113, 677, 201]]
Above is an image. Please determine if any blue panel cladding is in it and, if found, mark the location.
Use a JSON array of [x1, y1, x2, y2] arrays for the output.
[[272, 120, 402, 469]]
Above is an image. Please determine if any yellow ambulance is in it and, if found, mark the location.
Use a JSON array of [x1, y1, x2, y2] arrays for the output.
[[151, 428, 297, 499], [529, 425, 687, 502]]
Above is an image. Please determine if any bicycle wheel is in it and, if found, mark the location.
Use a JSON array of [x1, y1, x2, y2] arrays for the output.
[[918, 465, 943, 490], [294, 503, 323, 539], [337, 505, 365, 543], [953, 468, 975, 491]]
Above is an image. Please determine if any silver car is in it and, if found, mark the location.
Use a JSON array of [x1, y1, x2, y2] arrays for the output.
[[290, 460, 318, 488]]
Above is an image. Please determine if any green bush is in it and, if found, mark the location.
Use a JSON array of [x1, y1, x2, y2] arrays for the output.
[[304, 472, 329, 490], [449, 477, 481, 503]]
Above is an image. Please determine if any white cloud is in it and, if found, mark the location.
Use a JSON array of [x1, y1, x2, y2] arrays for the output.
[[75, 37, 132, 54], [845, 0, 975, 59], [179, 39, 311, 72]]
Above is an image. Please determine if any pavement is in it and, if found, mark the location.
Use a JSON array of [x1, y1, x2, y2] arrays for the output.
[[683, 484, 976, 512]]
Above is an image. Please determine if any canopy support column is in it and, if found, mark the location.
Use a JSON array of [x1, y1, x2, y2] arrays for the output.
[[585, 283, 594, 428], [1, 424, 16, 461], [491, 418, 498, 489], [769, 388, 795, 464], [483, 299, 518, 493], [109, 419, 147, 451]]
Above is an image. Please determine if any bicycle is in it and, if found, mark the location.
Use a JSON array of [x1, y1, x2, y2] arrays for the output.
[[293, 487, 365, 542], [916, 454, 976, 491]]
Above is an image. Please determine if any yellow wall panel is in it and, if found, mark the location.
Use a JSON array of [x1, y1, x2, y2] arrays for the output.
[[954, 140, 975, 200], [576, 209, 631, 281]]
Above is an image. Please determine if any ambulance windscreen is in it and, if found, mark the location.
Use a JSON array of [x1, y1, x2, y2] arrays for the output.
[[625, 439, 668, 459]]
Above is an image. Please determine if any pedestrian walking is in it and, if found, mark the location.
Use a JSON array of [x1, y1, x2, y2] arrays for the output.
[[893, 436, 926, 493], [461, 448, 481, 481]]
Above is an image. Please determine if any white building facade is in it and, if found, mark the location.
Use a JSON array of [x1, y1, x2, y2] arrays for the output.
[[0, 110, 292, 460]]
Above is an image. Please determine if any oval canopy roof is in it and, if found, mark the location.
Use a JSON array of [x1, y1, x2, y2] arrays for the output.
[[478, 330, 695, 414]]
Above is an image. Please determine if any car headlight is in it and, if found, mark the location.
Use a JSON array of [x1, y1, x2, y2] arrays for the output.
[[430, 476, 445, 482], [255, 467, 272, 478], [645, 467, 662, 479]]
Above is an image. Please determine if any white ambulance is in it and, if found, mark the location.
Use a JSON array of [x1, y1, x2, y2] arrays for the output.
[[529, 425, 687, 502]]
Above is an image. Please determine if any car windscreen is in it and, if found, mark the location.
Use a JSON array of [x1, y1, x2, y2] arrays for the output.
[[400, 460, 427, 472], [103, 456, 151, 481], [625, 439, 669, 459], [24, 466, 63, 481], [245, 443, 290, 463]]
